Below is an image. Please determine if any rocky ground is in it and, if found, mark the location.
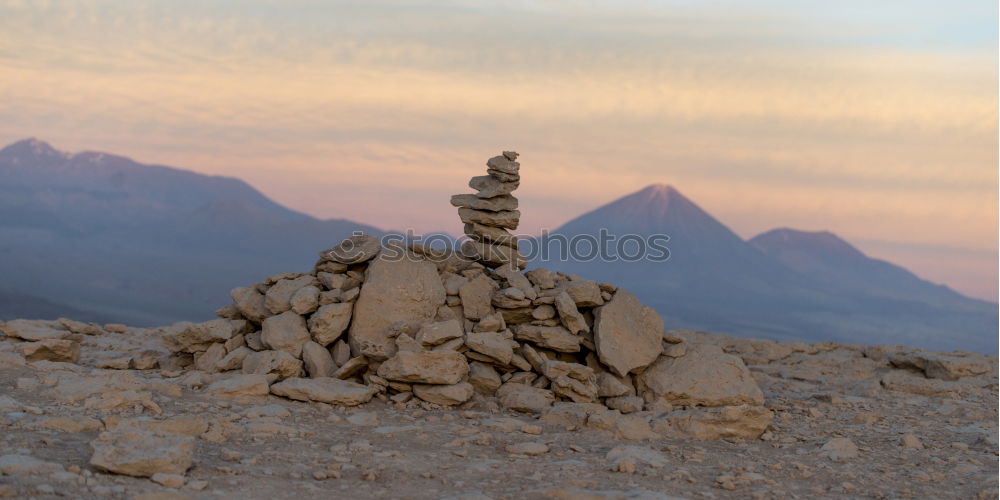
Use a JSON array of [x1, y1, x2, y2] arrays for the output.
[[0, 319, 996, 500]]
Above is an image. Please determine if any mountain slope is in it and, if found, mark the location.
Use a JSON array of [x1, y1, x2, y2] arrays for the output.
[[0, 138, 383, 325], [532, 185, 997, 353], [751, 228, 981, 308]]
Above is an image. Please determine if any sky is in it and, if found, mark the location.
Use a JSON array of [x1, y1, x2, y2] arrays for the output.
[[0, 0, 997, 301]]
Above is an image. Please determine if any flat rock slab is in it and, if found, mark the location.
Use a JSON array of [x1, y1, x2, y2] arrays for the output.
[[593, 289, 663, 377], [270, 377, 377, 406], [90, 430, 195, 477], [377, 351, 469, 385], [348, 252, 446, 360]]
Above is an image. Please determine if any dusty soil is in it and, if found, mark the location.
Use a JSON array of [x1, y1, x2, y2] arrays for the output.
[[1, 326, 996, 500]]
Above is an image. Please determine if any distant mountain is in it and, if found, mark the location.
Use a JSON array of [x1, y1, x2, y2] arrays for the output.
[[0, 138, 382, 325], [0, 290, 109, 323], [533, 185, 997, 353], [751, 228, 978, 308]]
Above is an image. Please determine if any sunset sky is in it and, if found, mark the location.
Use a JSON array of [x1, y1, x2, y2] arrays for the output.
[[1, 0, 997, 300]]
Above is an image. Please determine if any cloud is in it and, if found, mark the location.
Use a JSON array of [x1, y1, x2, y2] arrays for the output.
[[0, 0, 996, 299]]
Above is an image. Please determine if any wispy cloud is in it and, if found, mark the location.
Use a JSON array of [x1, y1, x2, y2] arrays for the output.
[[0, 0, 996, 299]]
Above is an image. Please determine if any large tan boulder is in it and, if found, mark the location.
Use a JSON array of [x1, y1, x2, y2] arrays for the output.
[[261, 311, 311, 358], [17, 339, 80, 363], [593, 290, 663, 376], [377, 351, 469, 385], [349, 251, 446, 359], [89, 429, 195, 477], [307, 303, 353, 347], [637, 343, 764, 407], [269, 378, 377, 406], [0, 320, 70, 341]]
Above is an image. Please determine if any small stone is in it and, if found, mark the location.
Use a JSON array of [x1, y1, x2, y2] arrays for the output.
[[506, 442, 549, 456], [302, 341, 337, 378], [150, 473, 186, 488], [901, 434, 924, 449], [415, 320, 464, 347], [204, 374, 271, 398], [820, 438, 859, 461]]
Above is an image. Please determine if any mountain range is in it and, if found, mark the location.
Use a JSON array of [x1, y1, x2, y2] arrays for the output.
[[1, 139, 995, 352]]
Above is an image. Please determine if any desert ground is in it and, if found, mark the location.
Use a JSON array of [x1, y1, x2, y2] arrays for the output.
[[1, 317, 996, 500]]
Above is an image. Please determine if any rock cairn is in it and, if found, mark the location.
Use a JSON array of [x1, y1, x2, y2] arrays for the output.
[[152, 152, 773, 439], [452, 151, 526, 270]]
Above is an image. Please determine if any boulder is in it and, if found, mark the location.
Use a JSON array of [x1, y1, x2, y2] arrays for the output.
[[289, 285, 320, 315], [230, 287, 269, 322], [307, 303, 353, 347], [561, 280, 604, 307], [497, 384, 554, 413], [261, 311, 311, 358], [192, 343, 226, 372], [264, 275, 318, 314], [16, 339, 80, 363], [637, 343, 763, 407], [459, 274, 498, 320], [162, 319, 237, 354], [377, 351, 469, 385], [270, 378, 377, 406], [465, 331, 514, 365], [468, 362, 502, 394], [413, 382, 475, 406], [554, 292, 588, 334], [241, 350, 303, 379], [301, 341, 337, 378], [593, 290, 663, 376], [888, 351, 996, 381], [349, 251, 446, 359], [0, 320, 70, 341]]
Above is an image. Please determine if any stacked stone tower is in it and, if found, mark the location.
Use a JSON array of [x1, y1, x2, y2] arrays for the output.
[[451, 151, 527, 269]]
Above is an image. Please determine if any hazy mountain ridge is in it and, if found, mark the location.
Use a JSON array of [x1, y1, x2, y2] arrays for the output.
[[0, 139, 382, 326], [0, 139, 995, 352], [534, 185, 997, 353]]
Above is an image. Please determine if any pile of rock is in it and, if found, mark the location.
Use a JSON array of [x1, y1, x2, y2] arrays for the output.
[[452, 151, 526, 269], [158, 152, 772, 439]]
